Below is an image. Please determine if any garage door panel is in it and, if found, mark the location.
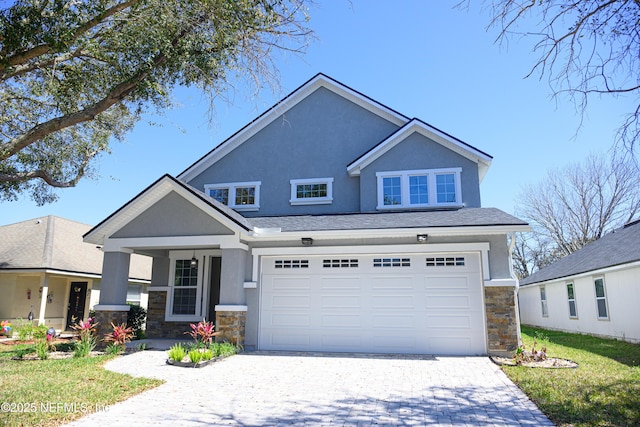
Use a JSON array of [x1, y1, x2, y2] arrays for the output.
[[320, 276, 361, 290], [424, 275, 472, 290], [427, 314, 472, 328], [260, 253, 486, 355], [372, 295, 415, 309], [321, 295, 361, 308], [270, 276, 312, 290], [270, 313, 311, 327], [321, 314, 361, 327], [372, 314, 416, 328], [270, 295, 311, 309], [425, 295, 471, 309]]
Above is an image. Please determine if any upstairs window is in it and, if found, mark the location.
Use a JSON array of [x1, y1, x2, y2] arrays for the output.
[[290, 178, 333, 205], [205, 181, 261, 211], [376, 168, 462, 209]]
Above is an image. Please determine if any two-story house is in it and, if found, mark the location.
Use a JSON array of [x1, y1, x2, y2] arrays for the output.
[[84, 74, 528, 356]]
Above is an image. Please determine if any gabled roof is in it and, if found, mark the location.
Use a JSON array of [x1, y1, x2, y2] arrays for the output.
[[177, 73, 410, 182], [0, 216, 151, 280], [83, 174, 252, 245], [347, 118, 493, 181], [520, 219, 640, 286]]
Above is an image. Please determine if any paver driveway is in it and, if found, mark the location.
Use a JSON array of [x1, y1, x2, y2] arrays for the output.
[[65, 350, 554, 426]]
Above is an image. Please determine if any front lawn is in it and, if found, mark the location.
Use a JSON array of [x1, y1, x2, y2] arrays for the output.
[[502, 326, 640, 427], [0, 343, 163, 427]]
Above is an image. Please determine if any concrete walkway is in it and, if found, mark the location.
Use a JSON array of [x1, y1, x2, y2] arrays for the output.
[[65, 348, 554, 426]]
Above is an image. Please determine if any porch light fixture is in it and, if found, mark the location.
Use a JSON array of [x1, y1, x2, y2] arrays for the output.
[[190, 250, 198, 268], [416, 234, 428, 243], [301, 237, 313, 246]]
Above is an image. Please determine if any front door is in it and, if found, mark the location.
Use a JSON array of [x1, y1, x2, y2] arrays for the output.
[[66, 282, 88, 330], [207, 257, 222, 324]]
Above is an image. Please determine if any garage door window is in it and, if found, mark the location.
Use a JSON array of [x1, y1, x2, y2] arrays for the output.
[[426, 256, 465, 267], [274, 259, 309, 269], [323, 259, 359, 268], [373, 257, 410, 267]]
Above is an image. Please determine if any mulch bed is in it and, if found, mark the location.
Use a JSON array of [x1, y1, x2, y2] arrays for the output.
[[491, 356, 578, 369]]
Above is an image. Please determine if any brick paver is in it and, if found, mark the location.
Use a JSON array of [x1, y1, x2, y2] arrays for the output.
[[65, 349, 554, 426]]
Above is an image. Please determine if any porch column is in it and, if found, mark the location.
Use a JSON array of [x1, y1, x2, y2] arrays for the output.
[[93, 250, 131, 338], [37, 275, 48, 326], [216, 248, 248, 345]]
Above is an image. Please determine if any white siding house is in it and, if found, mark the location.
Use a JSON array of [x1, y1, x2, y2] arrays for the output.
[[519, 219, 640, 343]]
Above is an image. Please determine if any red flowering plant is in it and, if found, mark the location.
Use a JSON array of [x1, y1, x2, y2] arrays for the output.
[[71, 317, 98, 357], [186, 320, 218, 348], [103, 322, 134, 354]]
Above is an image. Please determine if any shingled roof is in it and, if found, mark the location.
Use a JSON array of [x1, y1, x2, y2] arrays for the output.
[[0, 216, 151, 281], [520, 219, 640, 286], [249, 208, 527, 232]]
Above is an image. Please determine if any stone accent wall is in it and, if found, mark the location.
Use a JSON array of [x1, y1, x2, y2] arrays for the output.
[[146, 291, 191, 338], [484, 286, 519, 356], [216, 311, 246, 346]]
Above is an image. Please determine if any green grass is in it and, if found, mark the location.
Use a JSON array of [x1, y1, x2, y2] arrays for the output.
[[502, 326, 640, 427], [0, 343, 163, 427]]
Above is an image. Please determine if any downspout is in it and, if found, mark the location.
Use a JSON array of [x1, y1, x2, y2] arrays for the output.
[[508, 232, 522, 345]]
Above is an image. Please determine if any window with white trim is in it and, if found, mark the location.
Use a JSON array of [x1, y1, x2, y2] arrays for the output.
[[376, 168, 462, 209], [290, 178, 333, 205], [172, 259, 198, 315], [594, 277, 609, 319], [166, 250, 219, 321], [204, 181, 261, 211], [540, 286, 548, 317], [567, 283, 577, 318]]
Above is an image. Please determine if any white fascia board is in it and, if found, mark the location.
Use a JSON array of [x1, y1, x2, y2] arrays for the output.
[[103, 235, 248, 252], [347, 120, 493, 180], [85, 175, 249, 245], [178, 74, 408, 182], [522, 260, 640, 287], [242, 224, 530, 242]]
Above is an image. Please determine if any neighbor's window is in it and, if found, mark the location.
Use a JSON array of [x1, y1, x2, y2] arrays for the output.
[[567, 283, 577, 318], [377, 168, 462, 209], [204, 181, 261, 211], [172, 259, 198, 315], [594, 277, 609, 319], [540, 286, 548, 317], [290, 178, 333, 205]]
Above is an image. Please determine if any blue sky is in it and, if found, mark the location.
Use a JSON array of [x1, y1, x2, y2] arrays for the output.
[[1, 1, 634, 227]]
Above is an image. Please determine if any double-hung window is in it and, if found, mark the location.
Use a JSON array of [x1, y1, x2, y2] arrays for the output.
[[567, 283, 577, 318], [290, 178, 333, 205], [205, 181, 261, 211], [540, 286, 549, 317], [166, 250, 219, 321], [376, 168, 462, 209], [594, 277, 609, 319]]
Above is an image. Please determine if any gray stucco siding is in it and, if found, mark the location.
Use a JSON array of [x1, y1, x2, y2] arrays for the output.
[[111, 191, 234, 238], [359, 132, 482, 212], [186, 87, 401, 216]]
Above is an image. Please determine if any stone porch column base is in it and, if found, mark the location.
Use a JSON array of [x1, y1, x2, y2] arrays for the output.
[[215, 305, 247, 346], [92, 305, 130, 345]]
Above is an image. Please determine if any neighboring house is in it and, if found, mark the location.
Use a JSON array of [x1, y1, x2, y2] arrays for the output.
[[83, 74, 528, 355], [519, 219, 640, 343], [0, 216, 152, 332]]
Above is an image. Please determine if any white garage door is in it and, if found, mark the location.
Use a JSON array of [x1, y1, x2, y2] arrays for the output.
[[259, 252, 486, 355]]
